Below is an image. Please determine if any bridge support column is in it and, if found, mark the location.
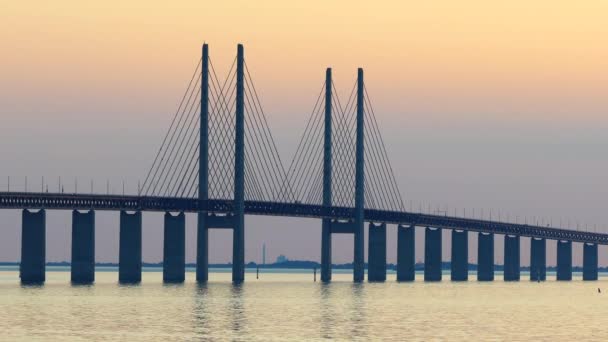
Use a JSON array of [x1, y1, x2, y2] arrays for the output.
[[196, 43, 210, 283], [71, 210, 95, 284], [583, 243, 598, 281], [163, 212, 185, 283], [424, 227, 442, 281], [321, 219, 332, 282], [397, 224, 415, 281], [20, 209, 46, 284], [503, 235, 520, 281], [352, 209, 365, 282], [119, 211, 142, 283], [530, 237, 546, 281], [233, 43, 246, 283], [477, 232, 494, 281], [451, 229, 468, 281], [196, 214, 208, 282], [320, 68, 333, 283], [556, 240, 572, 281], [353, 68, 365, 283], [368, 223, 386, 282]]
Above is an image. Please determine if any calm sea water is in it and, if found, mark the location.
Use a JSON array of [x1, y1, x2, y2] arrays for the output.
[[1, 268, 607, 341]]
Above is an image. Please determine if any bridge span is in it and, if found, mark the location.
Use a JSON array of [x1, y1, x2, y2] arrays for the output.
[[2, 191, 605, 284], [2, 43, 604, 284], [1, 191, 606, 244]]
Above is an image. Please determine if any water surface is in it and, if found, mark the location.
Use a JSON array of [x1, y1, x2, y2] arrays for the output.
[[1, 270, 606, 341]]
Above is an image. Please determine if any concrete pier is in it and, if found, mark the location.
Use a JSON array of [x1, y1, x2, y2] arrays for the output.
[[424, 227, 442, 281], [530, 237, 546, 281], [321, 220, 332, 282], [71, 210, 95, 284], [20, 209, 46, 284], [163, 212, 185, 283], [368, 222, 386, 282], [119, 211, 142, 283], [503, 235, 520, 281], [556, 240, 572, 281], [397, 224, 415, 281], [583, 243, 598, 281], [196, 213, 208, 282], [477, 232, 494, 281], [451, 230, 468, 281]]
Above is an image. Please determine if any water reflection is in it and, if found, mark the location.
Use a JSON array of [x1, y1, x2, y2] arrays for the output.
[[193, 284, 210, 339], [19, 284, 44, 290], [4, 271, 608, 341], [318, 281, 369, 340], [230, 283, 248, 336], [349, 283, 368, 340], [192, 282, 250, 340], [117, 281, 142, 295], [319, 283, 336, 339]]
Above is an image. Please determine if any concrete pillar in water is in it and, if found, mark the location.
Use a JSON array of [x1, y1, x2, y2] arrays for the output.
[[233, 43, 246, 283], [368, 222, 387, 282], [119, 211, 142, 283], [583, 243, 598, 281], [556, 240, 572, 281], [451, 229, 468, 281], [71, 210, 95, 284], [424, 227, 442, 281], [477, 232, 494, 281], [197, 212, 209, 282], [503, 235, 520, 281], [20, 209, 46, 284], [397, 224, 415, 281], [353, 68, 365, 282], [163, 212, 185, 283], [196, 43, 210, 283], [321, 220, 332, 282], [530, 237, 546, 281], [321, 68, 333, 283]]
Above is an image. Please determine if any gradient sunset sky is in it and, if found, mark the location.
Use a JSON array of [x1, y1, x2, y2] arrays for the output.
[[1, 1, 607, 266]]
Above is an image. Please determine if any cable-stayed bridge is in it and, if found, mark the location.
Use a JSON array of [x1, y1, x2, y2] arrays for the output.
[[1, 44, 605, 284]]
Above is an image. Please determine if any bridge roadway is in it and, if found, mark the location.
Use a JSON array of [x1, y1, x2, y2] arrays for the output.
[[2, 191, 606, 245]]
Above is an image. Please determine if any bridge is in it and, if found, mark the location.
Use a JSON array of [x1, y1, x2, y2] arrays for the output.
[[2, 44, 604, 284]]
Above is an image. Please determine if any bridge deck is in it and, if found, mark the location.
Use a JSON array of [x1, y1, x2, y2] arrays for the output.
[[1, 192, 606, 245]]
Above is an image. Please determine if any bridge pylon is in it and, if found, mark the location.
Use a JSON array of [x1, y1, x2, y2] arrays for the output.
[[196, 43, 210, 282], [320, 68, 333, 282], [353, 68, 365, 282], [233, 43, 246, 283], [196, 43, 246, 283], [320, 68, 367, 282]]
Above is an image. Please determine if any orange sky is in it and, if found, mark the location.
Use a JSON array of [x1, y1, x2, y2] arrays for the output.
[[1, 1, 608, 264], [1, 0, 607, 124]]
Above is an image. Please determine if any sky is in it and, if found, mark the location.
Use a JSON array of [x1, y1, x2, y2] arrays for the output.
[[1, 1, 608, 266]]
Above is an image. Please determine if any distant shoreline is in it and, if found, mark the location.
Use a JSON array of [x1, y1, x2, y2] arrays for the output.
[[0, 261, 604, 272]]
